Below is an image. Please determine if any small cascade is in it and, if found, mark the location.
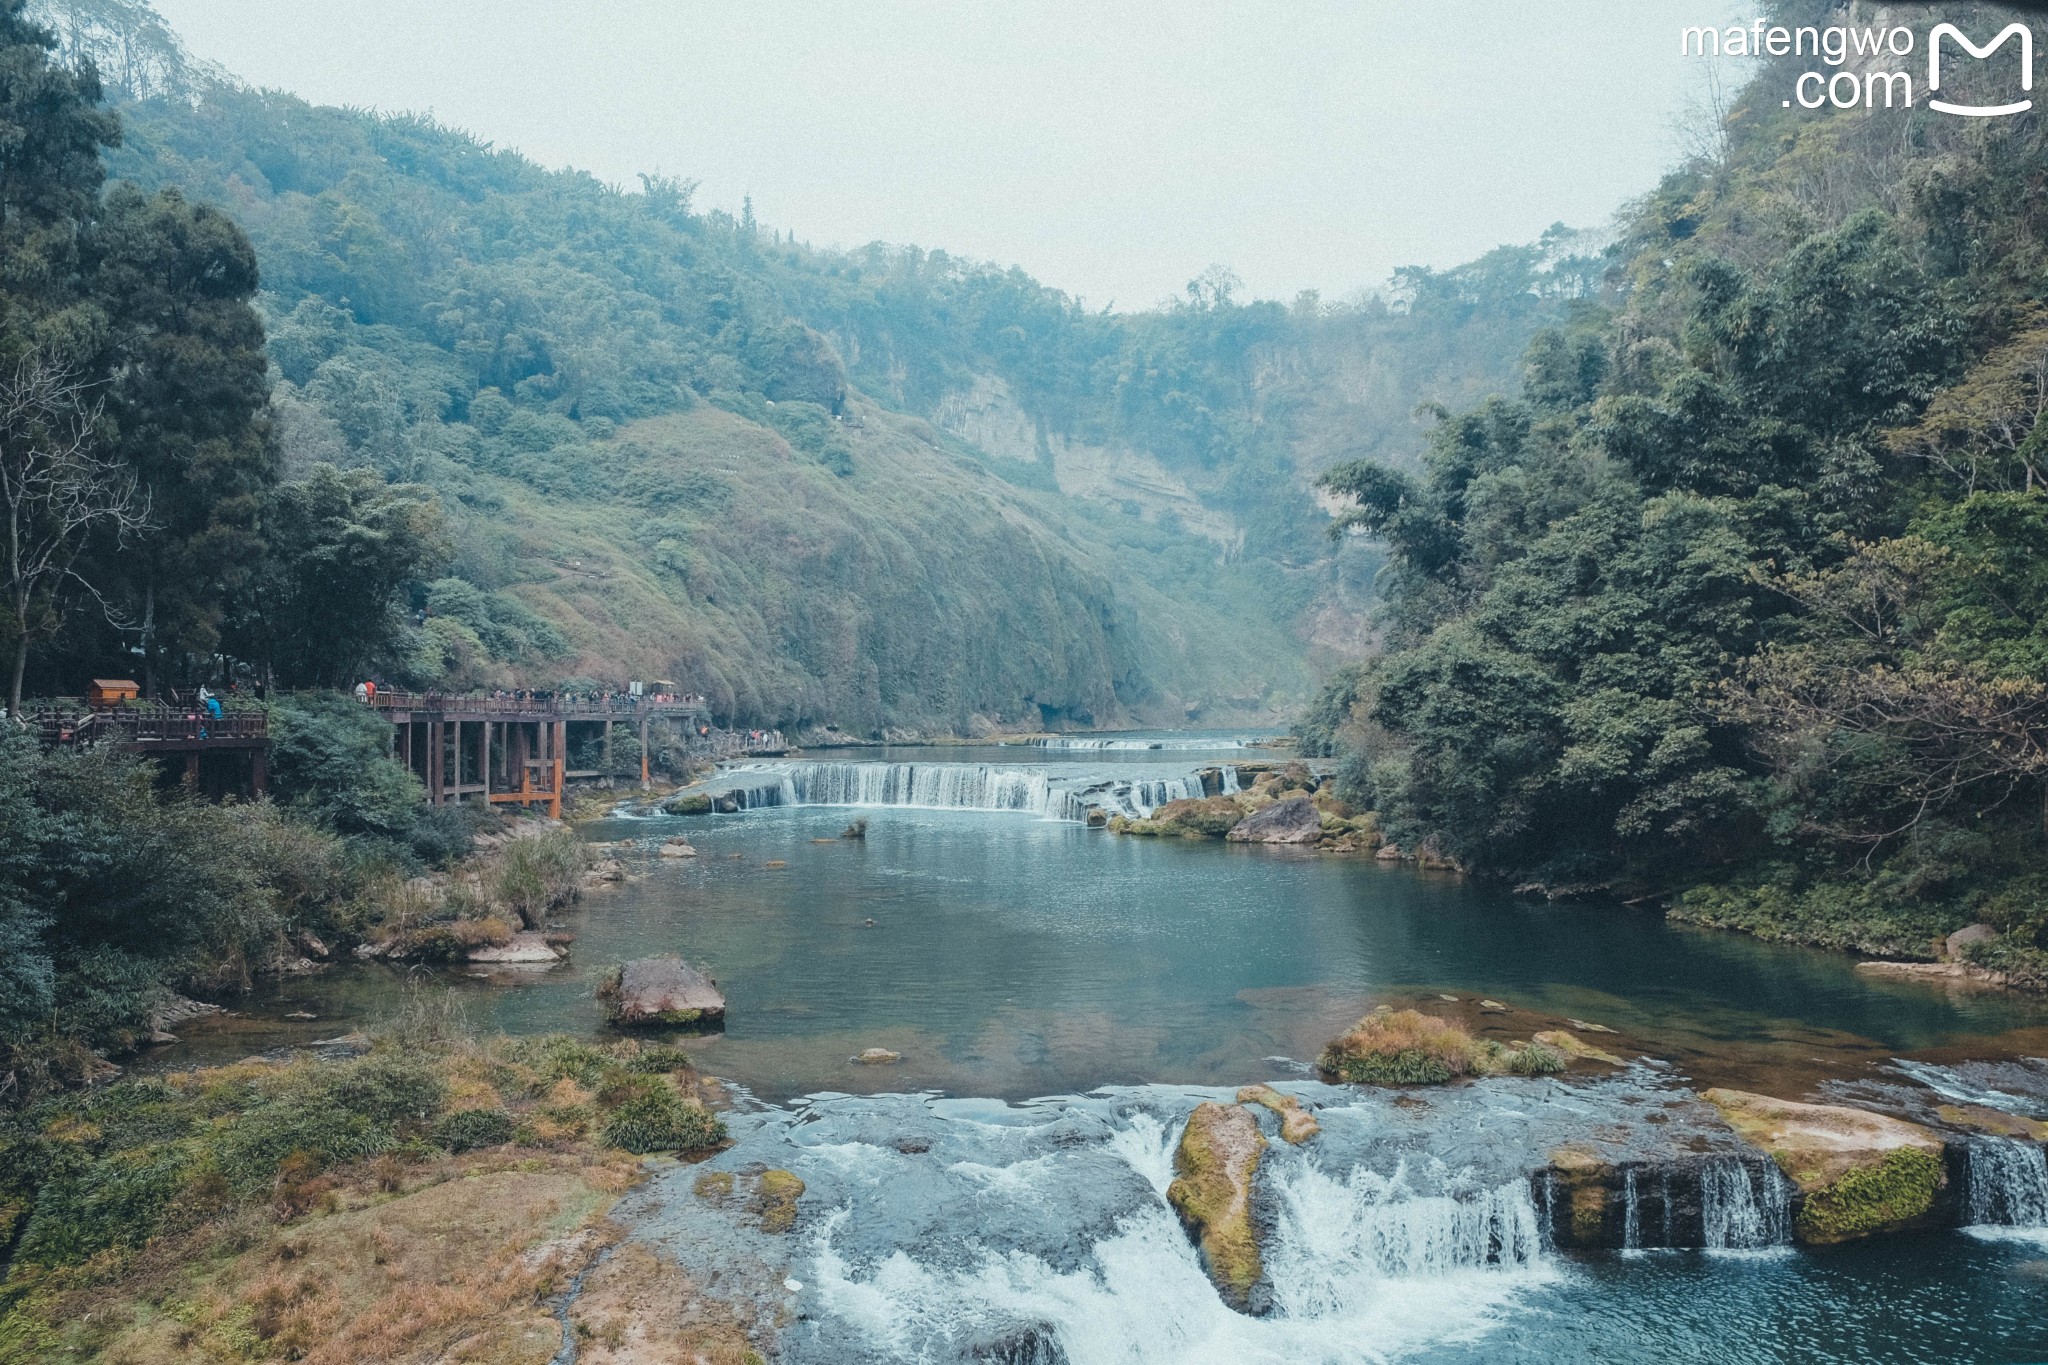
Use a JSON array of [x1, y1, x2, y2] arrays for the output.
[[725, 763, 1084, 820], [1026, 736, 1248, 751], [1961, 1138, 2048, 1231], [1263, 1161, 1547, 1320], [1219, 766, 1241, 795], [1621, 1167, 1641, 1253], [1699, 1157, 1792, 1250]]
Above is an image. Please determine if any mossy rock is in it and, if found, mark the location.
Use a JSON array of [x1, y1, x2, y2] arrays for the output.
[[662, 792, 713, 815], [751, 1168, 805, 1233], [1166, 1102, 1266, 1312], [1704, 1088, 1947, 1244], [1236, 1084, 1319, 1143], [1795, 1147, 1944, 1244]]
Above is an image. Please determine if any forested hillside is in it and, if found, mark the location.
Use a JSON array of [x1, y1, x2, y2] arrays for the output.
[[25, 0, 1588, 732], [1304, 0, 2048, 974]]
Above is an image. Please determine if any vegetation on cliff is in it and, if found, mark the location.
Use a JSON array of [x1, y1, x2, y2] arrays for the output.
[[1304, 0, 2048, 972]]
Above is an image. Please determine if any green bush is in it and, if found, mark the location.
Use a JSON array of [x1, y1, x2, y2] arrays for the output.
[[625, 1045, 694, 1074], [599, 1086, 724, 1155], [495, 830, 589, 929], [432, 1107, 515, 1153], [268, 693, 423, 846], [1325, 1049, 1457, 1086]]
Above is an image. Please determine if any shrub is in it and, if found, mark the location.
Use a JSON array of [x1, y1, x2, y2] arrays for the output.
[[1317, 1009, 1481, 1086], [267, 693, 423, 845], [625, 1045, 695, 1075], [432, 1107, 515, 1153], [11, 1143, 198, 1267], [495, 829, 590, 929], [599, 1086, 724, 1155]]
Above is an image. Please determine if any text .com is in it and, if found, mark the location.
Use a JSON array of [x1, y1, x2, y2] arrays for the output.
[[1682, 19, 2032, 115]]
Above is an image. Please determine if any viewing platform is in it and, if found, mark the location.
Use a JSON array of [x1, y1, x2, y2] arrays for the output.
[[19, 695, 270, 793], [364, 689, 722, 816]]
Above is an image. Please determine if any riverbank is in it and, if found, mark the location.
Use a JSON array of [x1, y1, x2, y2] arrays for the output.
[[0, 1029, 757, 1363], [21, 1011, 2046, 1364]]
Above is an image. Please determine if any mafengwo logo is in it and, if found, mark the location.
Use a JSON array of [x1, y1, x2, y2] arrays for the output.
[[1681, 18, 2032, 114]]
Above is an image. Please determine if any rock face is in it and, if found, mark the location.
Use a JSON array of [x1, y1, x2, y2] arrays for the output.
[[1704, 1088, 1947, 1244], [598, 955, 727, 1028], [1167, 1102, 1267, 1313], [1224, 795, 1320, 844]]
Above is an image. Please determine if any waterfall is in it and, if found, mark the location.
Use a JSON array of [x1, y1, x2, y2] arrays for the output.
[[1262, 1161, 1547, 1320], [1699, 1157, 1791, 1250], [726, 763, 1085, 820], [1027, 737, 1247, 751], [1962, 1138, 2048, 1231], [1219, 766, 1241, 795], [1621, 1167, 1641, 1253]]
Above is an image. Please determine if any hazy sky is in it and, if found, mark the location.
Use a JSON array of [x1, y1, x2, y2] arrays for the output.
[[150, 1, 1748, 309]]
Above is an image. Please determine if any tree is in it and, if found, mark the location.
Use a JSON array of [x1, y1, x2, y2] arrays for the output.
[[228, 463, 449, 688], [83, 183, 273, 687], [0, 355, 147, 713]]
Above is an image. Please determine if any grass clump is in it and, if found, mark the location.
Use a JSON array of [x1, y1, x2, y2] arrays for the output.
[[598, 1083, 725, 1155], [431, 1107, 515, 1153], [495, 828, 592, 929], [1317, 1009, 1480, 1085]]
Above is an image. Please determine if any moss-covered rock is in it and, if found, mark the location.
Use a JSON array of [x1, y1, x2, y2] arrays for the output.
[[1235, 1084, 1320, 1144], [1703, 1088, 1947, 1244], [597, 955, 727, 1029], [1108, 795, 1247, 838], [662, 792, 714, 815], [1166, 1102, 1266, 1312], [751, 1168, 805, 1234]]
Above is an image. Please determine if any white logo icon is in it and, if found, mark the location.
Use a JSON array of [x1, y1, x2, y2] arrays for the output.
[[1928, 22, 2033, 116]]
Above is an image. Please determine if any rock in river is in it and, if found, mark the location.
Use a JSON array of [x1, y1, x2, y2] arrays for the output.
[[1223, 794, 1320, 844], [1704, 1088, 1947, 1244], [1167, 1101, 1267, 1312], [598, 955, 726, 1028]]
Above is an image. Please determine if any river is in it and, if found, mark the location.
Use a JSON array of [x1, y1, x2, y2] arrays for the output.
[[160, 735, 2048, 1361]]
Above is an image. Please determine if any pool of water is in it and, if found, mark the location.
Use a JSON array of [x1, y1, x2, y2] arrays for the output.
[[168, 748, 2048, 1101]]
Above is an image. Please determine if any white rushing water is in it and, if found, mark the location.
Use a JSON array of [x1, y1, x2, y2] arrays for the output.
[[804, 1107, 1556, 1365], [718, 761, 1225, 822], [1963, 1138, 2048, 1245], [1699, 1157, 1793, 1252]]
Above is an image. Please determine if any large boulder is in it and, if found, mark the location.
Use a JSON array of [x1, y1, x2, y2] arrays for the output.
[[1704, 1089, 1947, 1244], [1167, 1102, 1267, 1313], [1224, 795, 1320, 844], [599, 955, 727, 1028]]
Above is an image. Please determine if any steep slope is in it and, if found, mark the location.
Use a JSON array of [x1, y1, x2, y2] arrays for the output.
[[39, 0, 1579, 728]]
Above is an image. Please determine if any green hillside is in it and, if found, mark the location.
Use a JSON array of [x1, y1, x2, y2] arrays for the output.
[[31, 0, 1585, 730]]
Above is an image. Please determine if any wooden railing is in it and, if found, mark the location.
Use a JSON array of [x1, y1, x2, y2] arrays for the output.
[[362, 689, 708, 717], [23, 704, 267, 745]]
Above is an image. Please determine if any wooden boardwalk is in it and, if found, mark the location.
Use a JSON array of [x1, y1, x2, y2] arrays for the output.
[[23, 689, 783, 810], [19, 702, 270, 791], [367, 690, 711, 817]]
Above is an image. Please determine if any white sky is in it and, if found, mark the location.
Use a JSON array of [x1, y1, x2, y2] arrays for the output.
[[149, 1, 1749, 310]]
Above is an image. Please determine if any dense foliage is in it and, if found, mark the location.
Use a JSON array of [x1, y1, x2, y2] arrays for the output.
[[1307, 1, 2048, 965]]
